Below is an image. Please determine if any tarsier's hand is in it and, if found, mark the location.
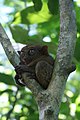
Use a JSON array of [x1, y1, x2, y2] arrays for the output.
[[15, 65, 28, 86], [15, 65, 36, 86], [15, 65, 31, 74]]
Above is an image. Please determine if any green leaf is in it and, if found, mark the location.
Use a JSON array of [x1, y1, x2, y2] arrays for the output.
[[32, 0, 42, 11], [47, 0, 59, 15], [76, 64, 80, 72], [0, 73, 15, 85], [76, 111, 80, 120], [13, 5, 52, 25], [3, 0, 13, 5], [10, 25, 29, 44], [60, 102, 70, 115]]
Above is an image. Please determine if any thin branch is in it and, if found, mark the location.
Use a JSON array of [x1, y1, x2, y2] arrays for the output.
[[0, 23, 20, 67], [6, 87, 19, 120]]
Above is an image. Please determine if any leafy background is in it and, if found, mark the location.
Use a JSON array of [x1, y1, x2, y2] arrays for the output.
[[0, 0, 80, 119]]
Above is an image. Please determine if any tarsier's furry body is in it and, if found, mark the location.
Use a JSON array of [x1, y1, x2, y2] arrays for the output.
[[15, 45, 54, 89]]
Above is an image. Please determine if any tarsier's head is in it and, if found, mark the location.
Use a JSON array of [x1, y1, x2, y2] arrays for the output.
[[18, 45, 49, 64]]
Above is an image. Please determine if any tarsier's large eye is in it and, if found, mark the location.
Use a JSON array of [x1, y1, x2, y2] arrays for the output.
[[28, 49, 35, 56]]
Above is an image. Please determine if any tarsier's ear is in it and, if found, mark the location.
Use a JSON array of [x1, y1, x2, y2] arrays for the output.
[[41, 45, 48, 55], [17, 51, 21, 55]]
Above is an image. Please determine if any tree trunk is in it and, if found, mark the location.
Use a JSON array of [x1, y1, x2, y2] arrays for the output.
[[0, 0, 77, 119]]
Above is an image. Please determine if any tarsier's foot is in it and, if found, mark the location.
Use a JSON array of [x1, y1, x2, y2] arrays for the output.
[[15, 74, 25, 86]]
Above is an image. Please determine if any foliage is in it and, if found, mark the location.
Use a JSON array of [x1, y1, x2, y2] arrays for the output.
[[0, 0, 80, 119]]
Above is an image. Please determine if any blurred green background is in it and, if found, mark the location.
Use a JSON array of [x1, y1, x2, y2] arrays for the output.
[[0, 0, 80, 119]]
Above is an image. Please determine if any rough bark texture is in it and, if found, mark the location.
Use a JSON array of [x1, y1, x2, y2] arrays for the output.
[[0, 0, 77, 120], [0, 23, 20, 67]]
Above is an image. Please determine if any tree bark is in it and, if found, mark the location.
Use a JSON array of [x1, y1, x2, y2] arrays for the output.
[[0, 0, 77, 120]]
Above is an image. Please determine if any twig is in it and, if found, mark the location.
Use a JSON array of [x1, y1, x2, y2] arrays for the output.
[[6, 87, 19, 120]]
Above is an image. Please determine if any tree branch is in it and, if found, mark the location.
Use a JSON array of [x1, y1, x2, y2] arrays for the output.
[[58, 0, 77, 65], [47, 0, 77, 119], [0, 23, 42, 96], [0, 23, 20, 67]]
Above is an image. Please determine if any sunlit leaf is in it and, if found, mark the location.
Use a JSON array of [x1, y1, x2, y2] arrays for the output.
[[13, 4, 52, 25]]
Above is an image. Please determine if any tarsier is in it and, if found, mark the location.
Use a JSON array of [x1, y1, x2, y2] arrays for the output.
[[15, 45, 76, 89], [15, 45, 54, 89]]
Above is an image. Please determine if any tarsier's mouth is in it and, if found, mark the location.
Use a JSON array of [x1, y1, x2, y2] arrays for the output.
[[22, 59, 27, 64]]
